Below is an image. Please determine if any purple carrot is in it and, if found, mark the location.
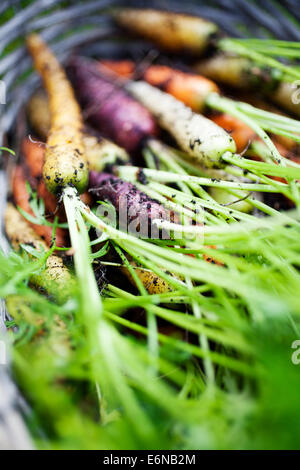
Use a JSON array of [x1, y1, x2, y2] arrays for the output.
[[67, 56, 158, 154], [89, 171, 177, 238]]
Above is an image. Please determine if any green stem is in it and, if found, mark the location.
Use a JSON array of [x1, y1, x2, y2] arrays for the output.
[[117, 165, 280, 192], [220, 39, 300, 81], [206, 93, 287, 166], [63, 186, 102, 335], [113, 242, 159, 370]]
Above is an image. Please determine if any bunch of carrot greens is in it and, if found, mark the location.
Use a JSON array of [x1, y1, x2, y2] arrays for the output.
[[2, 7, 300, 450]]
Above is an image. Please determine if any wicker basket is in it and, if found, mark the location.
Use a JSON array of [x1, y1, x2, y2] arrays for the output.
[[0, 0, 299, 450]]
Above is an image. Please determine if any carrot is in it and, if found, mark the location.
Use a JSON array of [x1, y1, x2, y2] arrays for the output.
[[69, 58, 235, 165], [5, 200, 49, 252], [209, 113, 256, 153], [26, 34, 88, 194], [89, 171, 178, 238], [27, 90, 131, 169], [21, 137, 66, 217], [21, 137, 93, 217], [100, 60, 219, 112], [89, 169, 176, 293], [269, 81, 300, 118], [21, 136, 45, 178], [195, 54, 253, 89], [222, 93, 300, 152], [127, 81, 236, 167], [5, 294, 71, 357], [67, 56, 158, 154], [5, 204, 75, 304], [113, 8, 218, 55], [123, 261, 173, 294], [12, 165, 68, 248], [101, 60, 257, 154], [26, 89, 51, 140], [82, 133, 130, 171], [195, 52, 300, 118], [101, 60, 134, 79], [203, 246, 223, 266], [113, 9, 300, 117]]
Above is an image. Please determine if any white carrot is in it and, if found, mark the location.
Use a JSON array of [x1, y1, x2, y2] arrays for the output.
[[127, 81, 236, 167]]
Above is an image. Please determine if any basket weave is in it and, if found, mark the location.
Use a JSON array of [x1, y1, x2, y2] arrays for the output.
[[0, 0, 299, 450]]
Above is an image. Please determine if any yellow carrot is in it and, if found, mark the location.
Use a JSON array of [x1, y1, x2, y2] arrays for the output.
[[5, 204, 75, 303], [114, 8, 218, 55], [26, 34, 88, 194], [27, 89, 130, 170]]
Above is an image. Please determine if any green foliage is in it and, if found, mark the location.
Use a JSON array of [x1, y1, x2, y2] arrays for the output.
[[220, 38, 300, 82], [3, 11, 300, 449], [4, 144, 300, 449]]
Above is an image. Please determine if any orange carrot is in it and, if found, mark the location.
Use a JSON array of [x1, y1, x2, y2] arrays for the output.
[[203, 245, 223, 266], [22, 137, 93, 213], [21, 138, 65, 217], [101, 59, 134, 78], [188, 245, 222, 266], [21, 137, 45, 178], [12, 165, 68, 248], [100, 60, 219, 112], [209, 113, 256, 153]]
